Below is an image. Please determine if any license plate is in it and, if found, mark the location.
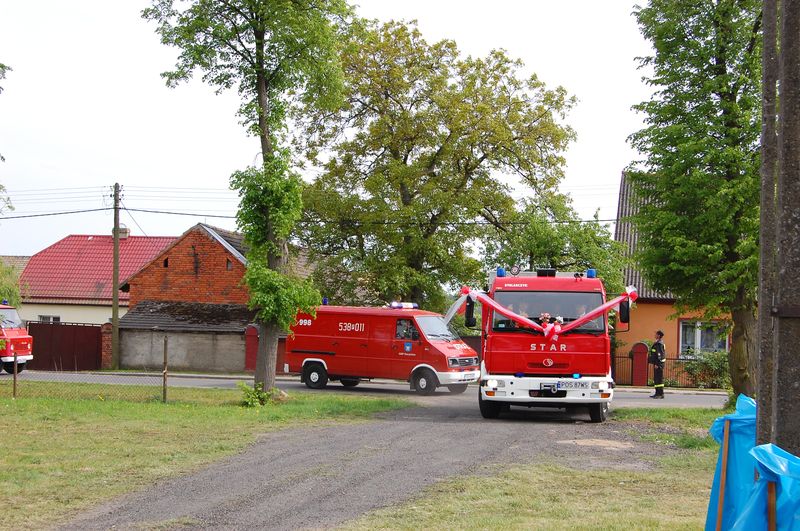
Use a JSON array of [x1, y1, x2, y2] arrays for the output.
[[556, 380, 590, 390]]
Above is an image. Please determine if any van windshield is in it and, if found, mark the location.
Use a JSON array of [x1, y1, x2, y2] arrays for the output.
[[415, 316, 458, 341], [0, 308, 24, 329], [492, 291, 605, 334]]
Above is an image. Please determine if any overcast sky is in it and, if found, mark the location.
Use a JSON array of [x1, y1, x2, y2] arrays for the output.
[[0, 0, 653, 257]]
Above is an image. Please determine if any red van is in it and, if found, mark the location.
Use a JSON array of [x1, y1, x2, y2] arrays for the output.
[[1, 304, 33, 373], [285, 305, 480, 395]]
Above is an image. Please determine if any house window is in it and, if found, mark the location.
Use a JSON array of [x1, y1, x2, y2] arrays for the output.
[[226, 258, 233, 271], [38, 315, 61, 323], [679, 320, 728, 358], [163, 258, 169, 268]]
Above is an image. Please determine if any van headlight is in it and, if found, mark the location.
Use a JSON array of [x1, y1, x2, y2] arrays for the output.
[[591, 381, 610, 390], [448, 358, 459, 367]]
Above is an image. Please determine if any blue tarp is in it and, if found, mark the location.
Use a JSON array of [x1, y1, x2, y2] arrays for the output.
[[732, 444, 800, 531], [705, 395, 757, 531]]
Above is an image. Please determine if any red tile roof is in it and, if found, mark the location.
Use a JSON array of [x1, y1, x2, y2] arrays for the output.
[[20, 235, 176, 306]]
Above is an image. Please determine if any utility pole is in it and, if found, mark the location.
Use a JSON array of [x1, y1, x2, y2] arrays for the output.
[[112, 183, 120, 370], [772, 0, 800, 455], [757, 0, 778, 445]]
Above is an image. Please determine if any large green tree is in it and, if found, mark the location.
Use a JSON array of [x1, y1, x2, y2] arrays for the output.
[[484, 192, 625, 294], [144, 0, 348, 389], [298, 21, 574, 310], [627, 0, 761, 396]]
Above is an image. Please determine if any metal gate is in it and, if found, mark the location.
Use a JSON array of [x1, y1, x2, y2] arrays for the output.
[[27, 322, 102, 371]]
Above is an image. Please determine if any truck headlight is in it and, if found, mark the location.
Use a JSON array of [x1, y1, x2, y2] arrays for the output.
[[448, 358, 459, 367], [486, 379, 498, 388]]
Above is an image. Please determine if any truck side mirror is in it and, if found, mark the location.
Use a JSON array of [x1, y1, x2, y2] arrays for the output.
[[465, 298, 477, 328], [619, 301, 630, 324]]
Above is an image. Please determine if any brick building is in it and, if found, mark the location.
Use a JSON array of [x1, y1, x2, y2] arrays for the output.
[[116, 223, 311, 372], [123, 223, 249, 308]]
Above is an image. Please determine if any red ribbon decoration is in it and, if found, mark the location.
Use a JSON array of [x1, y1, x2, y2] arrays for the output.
[[457, 285, 638, 341]]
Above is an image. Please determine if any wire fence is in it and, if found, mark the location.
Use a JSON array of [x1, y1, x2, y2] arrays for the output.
[[0, 358, 254, 404]]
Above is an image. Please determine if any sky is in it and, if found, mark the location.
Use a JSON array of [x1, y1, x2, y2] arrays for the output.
[[0, 0, 654, 257]]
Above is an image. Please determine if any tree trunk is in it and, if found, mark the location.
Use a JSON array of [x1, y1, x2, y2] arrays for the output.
[[729, 289, 757, 398], [255, 320, 281, 391]]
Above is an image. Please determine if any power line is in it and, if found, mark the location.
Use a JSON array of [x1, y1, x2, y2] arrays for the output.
[[0, 207, 111, 219], [121, 200, 147, 236]]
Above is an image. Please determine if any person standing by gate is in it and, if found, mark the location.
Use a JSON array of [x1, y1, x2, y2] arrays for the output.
[[649, 330, 666, 398]]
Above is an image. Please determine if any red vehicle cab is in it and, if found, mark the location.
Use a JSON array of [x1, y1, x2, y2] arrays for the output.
[[286, 304, 480, 395], [1, 303, 33, 373]]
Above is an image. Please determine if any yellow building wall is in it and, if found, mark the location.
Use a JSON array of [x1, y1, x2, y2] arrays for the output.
[[616, 301, 707, 358]]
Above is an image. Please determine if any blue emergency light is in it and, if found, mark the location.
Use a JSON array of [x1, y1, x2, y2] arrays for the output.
[[573, 373, 581, 379], [390, 301, 419, 309], [586, 269, 597, 278], [322, 296, 329, 305], [496, 267, 506, 277]]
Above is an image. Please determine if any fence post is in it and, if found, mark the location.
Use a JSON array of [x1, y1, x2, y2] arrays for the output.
[[715, 419, 732, 531], [12, 349, 17, 399], [767, 481, 777, 531], [162, 335, 168, 403]]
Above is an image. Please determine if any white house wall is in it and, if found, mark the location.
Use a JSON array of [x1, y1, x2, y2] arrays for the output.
[[18, 303, 126, 325]]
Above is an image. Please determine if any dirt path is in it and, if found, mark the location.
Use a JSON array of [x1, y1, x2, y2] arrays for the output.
[[61, 397, 667, 530]]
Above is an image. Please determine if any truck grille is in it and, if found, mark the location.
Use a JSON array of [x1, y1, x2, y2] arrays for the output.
[[456, 357, 478, 367]]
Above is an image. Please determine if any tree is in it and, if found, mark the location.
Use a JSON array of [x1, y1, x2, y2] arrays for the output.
[[298, 21, 575, 310], [144, 0, 348, 390], [484, 192, 625, 294], [0, 261, 21, 307], [627, 0, 762, 397]]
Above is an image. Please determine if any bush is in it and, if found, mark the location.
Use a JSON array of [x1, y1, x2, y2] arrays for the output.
[[682, 349, 730, 389], [237, 382, 289, 407]]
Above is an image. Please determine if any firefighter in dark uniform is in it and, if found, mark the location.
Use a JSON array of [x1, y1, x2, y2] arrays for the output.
[[649, 330, 666, 398]]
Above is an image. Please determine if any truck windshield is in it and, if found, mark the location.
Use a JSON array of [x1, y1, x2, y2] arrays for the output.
[[0, 309, 24, 329], [415, 316, 458, 341], [492, 291, 605, 333]]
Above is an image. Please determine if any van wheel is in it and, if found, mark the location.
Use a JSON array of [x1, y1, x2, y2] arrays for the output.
[[478, 390, 502, 419], [303, 363, 328, 390], [447, 384, 468, 394], [3, 362, 24, 374], [413, 369, 437, 396], [340, 378, 359, 387], [589, 402, 609, 423]]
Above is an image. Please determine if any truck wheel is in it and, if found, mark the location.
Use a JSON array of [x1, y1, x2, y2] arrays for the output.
[[412, 369, 437, 396], [303, 363, 328, 390], [589, 402, 609, 423], [447, 384, 468, 394], [478, 390, 502, 419], [340, 378, 360, 387]]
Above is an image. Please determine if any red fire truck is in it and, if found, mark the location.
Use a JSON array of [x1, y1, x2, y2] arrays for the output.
[[447, 268, 635, 423], [286, 304, 480, 395], [1, 303, 33, 373]]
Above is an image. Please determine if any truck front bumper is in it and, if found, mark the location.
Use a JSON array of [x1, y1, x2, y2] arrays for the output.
[[436, 369, 480, 385], [480, 374, 613, 405], [1, 355, 33, 363]]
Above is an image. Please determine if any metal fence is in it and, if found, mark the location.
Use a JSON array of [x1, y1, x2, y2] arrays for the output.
[[0, 338, 251, 403], [612, 354, 719, 388]]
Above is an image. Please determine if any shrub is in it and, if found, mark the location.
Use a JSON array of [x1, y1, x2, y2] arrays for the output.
[[237, 382, 289, 407], [682, 349, 730, 389]]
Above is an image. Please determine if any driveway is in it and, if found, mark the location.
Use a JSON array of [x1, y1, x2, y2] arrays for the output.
[[60, 382, 725, 530]]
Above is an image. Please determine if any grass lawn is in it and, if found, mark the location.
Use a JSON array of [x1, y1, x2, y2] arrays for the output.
[[1, 383, 410, 530], [345, 407, 727, 531]]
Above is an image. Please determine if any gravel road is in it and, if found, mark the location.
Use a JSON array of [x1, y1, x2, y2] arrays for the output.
[[60, 387, 702, 531]]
